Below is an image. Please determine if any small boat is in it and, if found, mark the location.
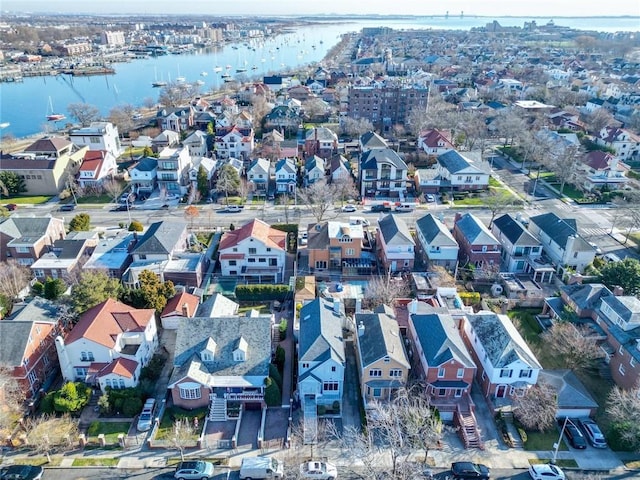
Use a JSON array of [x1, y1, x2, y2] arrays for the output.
[[221, 72, 231, 79], [0, 122, 10, 129], [200, 71, 208, 76], [176, 76, 186, 83], [214, 65, 223, 72], [236, 67, 247, 73], [251, 65, 258, 70], [195, 79, 205, 86], [152, 80, 167, 87], [46, 97, 65, 122]]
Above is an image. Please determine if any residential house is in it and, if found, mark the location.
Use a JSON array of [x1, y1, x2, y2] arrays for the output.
[[0, 298, 63, 404], [414, 168, 441, 194], [298, 297, 346, 432], [264, 105, 301, 133], [130, 157, 158, 194], [156, 106, 195, 134], [307, 221, 375, 276], [183, 130, 208, 158], [156, 147, 191, 196], [247, 158, 271, 195], [0, 216, 66, 267], [261, 129, 285, 159], [538, 370, 598, 418], [418, 129, 455, 155], [304, 127, 338, 159], [188, 157, 216, 197], [492, 214, 548, 279], [355, 305, 410, 406], [376, 214, 415, 273], [543, 283, 612, 320], [359, 131, 388, 151], [596, 127, 640, 161], [436, 150, 489, 191], [68, 122, 121, 159], [160, 291, 201, 330], [217, 219, 287, 283], [275, 158, 297, 194], [528, 212, 595, 273], [304, 155, 325, 186], [461, 311, 542, 399], [288, 84, 315, 102], [55, 298, 158, 392], [31, 234, 97, 282], [408, 308, 477, 428], [0, 137, 87, 195], [168, 312, 273, 417], [77, 150, 117, 189], [124, 221, 207, 289], [581, 150, 629, 191], [195, 293, 239, 318], [82, 231, 135, 279], [452, 213, 501, 269], [595, 294, 640, 389], [151, 130, 180, 153], [215, 125, 254, 161], [415, 213, 459, 273], [329, 154, 351, 183], [359, 148, 408, 199]]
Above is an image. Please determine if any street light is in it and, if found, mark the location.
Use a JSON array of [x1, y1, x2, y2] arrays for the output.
[[552, 417, 569, 465]]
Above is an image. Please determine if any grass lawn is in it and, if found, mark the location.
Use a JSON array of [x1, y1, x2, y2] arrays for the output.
[[523, 430, 568, 451], [155, 407, 206, 441], [238, 304, 270, 314], [453, 197, 485, 206], [72, 458, 119, 467], [167, 457, 226, 466], [488, 177, 502, 188], [528, 459, 578, 468], [77, 194, 113, 204], [86, 421, 131, 444], [2, 196, 52, 204], [7, 457, 62, 467], [627, 232, 640, 246], [124, 146, 146, 157]]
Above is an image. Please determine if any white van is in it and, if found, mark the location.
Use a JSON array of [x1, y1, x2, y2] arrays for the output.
[[394, 203, 414, 212], [603, 253, 621, 263], [239, 456, 284, 479], [137, 398, 156, 432], [349, 216, 370, 227]]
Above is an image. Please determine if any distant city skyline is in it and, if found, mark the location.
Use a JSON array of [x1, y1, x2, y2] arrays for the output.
[[3, 0, 640, 17]]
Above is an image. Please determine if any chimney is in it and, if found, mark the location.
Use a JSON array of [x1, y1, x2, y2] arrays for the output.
[[181, 302, 190, 317], [358, 321, 365, 337], [409, 299, 418, 314], [613, 286, 624, 296], [333, 298, 341, 314], [355, 298, 362, 314]]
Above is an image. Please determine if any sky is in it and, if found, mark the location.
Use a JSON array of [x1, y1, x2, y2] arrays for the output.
[[3, 0, 640, 17]]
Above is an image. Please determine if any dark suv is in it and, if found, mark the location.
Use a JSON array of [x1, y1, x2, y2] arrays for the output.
[[370, 204, 391, 213], [559, 418, 587, 449], [451, 462, 490, 479]]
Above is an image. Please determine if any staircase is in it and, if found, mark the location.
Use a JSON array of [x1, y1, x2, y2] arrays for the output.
[[456, 408, 484, 449], [500, 410, 523, 449], [79, 391, 100, 432], [303, 397, 318, 445], [209, 397, 227, 421]]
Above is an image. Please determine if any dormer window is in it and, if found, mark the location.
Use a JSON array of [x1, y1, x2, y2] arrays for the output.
[[233, 336, 248, 362], [200, 337, 217, 362]]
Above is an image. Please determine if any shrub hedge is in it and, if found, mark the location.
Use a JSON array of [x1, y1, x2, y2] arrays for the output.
[[235, 284, 290, 301]]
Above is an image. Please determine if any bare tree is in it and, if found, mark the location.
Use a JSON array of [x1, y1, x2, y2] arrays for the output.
[[492, 109, 527, 148], [108, 103, 136, 136], [584, 108, 614, 135], [540, 322, 604, 371], [606, 382, 640, 452], [0, 260, 31, 302], [172, 418, 195, 461], [341, 117, 374, 138], [363, 275, 410, 310], [332, 176, 358, 206], [25, 414, 79, 462], [485, 191, 516, 228], [158, 82, 195, 108], [102, 178, 124, 204], [183, 205, 199, 229], [550, 144, 586, 195], [0, 364, 23, 436], [512, 382, 557, 432], [67, 102, 102, 127], [297, 180, 338, 223]]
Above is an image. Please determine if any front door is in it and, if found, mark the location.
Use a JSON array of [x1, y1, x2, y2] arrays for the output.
[[496, 385, 507, 398]]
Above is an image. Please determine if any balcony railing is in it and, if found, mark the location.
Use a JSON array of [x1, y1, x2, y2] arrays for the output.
[[224, 392, 264, 401]]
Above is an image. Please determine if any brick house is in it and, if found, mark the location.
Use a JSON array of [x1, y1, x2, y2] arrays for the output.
[[452, 213, 501, 269]]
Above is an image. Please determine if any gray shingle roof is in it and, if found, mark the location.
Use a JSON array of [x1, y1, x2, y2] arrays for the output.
[[466, 312, 541, 369], [416, 213, 457, 246], [529, 212, 590, 250], [133, 157, 157, 172], [132, 221, 187, 256], [493, 214, 539, 246], [360, 131, 388, 150], [538, 370, 598, 410], [560, 283, 611, 314], [299, 298, 345, 364], [437, 150, 482, 174], [360, 148, 407, 171], [455, 213, 499, 246], [355, 306, 410, 368], [378, 214, 414, 247], [411, 312, 475, 368], [0, 217, 59, 241]]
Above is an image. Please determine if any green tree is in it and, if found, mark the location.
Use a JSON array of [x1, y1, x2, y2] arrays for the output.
[[600, 258, 640, 296], [264, 377, 281, 407], [0, 171, 27, 196], [44, 277, 66, 300], [70, 270, 122, 313], [216, 164, 240, 204], [128, 220, 144, 232], [125, 269, 175, 312], [142, 146, 154, 158], [196, 165, 209, 199], [68, 213, 91, 231]]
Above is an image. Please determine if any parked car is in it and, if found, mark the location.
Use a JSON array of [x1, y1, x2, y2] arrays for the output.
[[0, 465, 44, 480], [589, 242, 603, 255], [239, 456, 284, 479], [4, 203, 17, 211], [579, 418, 608, 448], [394, 203, 414, 212], [426, 194, 436, 203], [602, 253, 621, 263], [299, 230, 308, 246], [370, 204, 391, 213], [341, 204, 357, 213], [528, 464, 565, 480], [120, 192, 135, 203], [299, 461, 338, 480], [451, 462, 490, 479], [136, 398, 156, 432], [558, 418, 587, 449], [59, 204, 76, 212], [111, 204, 129, 212], [349, 216, 370, 227], [223, 205, 242, 213], [173, 460, 215, 480]]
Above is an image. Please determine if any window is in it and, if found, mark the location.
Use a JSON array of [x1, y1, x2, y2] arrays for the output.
[[619, 345, 624, 356], [16, 246, 29, 253], [80, 351, 95, 362], [315, 261, 327, 269], [34, 269, 45, 278], [438, 388, 446, 396], [331, 366, 336, 372], [259, 258, 266, 262], [345, 248, 355, 256], [437, 367, 445, 378], [373, 388, 382, 397], [179, 383, 202, 400], [457, 368, 464, 378], [390, 369, 402, 378], [248, 258, 256, 263], [455, 389, 463, 398], [383, 356, 390, 363], [75, 367, 87, 377], [302, 363, 309, 369], [28, 371, 38, 386], [519, 369, 532, 378], [90, 136, 101, 144], [618, 364, 626, 376], [228, 260, 237, 266], [500, 369, 512, 378], [369, 369, 382, 377], [248, 248, 257, 255], [323, 382, 339, 392], [630, 357, 636, 368]]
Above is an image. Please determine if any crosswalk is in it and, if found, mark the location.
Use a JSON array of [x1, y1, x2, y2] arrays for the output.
[[581, 227, 609, 237]]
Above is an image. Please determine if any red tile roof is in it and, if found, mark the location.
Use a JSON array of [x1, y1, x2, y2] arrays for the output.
[[65, 298, 155, 348], [419, 129, 455, 149], [219, 219, 287, 252], [79, 151, 106, 176], [160, 291, 199, 318], [96, 357, 138, 379]]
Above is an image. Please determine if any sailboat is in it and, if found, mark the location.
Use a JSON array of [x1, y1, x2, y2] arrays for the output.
[[151, 67, 167, 87], [46, 97, 65, 122], [175, 64, 186, 83]]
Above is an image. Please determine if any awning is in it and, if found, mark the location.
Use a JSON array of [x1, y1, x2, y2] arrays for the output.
[[429, 380, 469, 388]]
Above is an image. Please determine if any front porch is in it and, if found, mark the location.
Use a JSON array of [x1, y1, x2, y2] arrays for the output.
[[208, 388, 265, 421]]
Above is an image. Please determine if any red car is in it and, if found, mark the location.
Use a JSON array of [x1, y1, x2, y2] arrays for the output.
[[4, 203, 17, 211]]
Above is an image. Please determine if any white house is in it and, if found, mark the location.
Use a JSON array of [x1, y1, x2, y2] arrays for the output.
[[491, 214, 544, 275], [55, 298, 157, 392], [247, 157, 271, 195], [596, 127, 640, 162], [359, 148, 408, 199], [329, 154, 351, 183], [462, 311, 542, 399], [436, 150, 489, 191], [68, 122, 121, 159], [183, 130, 208, 158], [157, 147, 192, 196], [217, 219, 287, 283], [188, 157, 217, 196], [77, 150, 117, 188], [215, 125, 254, 161], [581, 150, 629, 191], [275, 158, 297, 194], [130, 157, 158, 194], [304, 155, 325, 186], [376, 214, 415, 273], [415, 213, 459, 273], [417, 129, 455, 155]]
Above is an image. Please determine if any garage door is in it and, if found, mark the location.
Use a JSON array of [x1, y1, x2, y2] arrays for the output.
[[556, 409, 591, 418]]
